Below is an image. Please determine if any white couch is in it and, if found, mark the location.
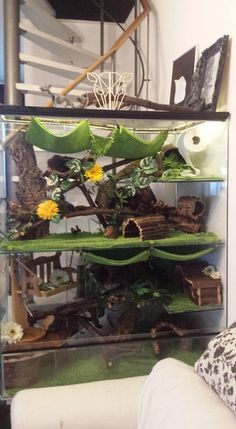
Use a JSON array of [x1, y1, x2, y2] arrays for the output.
[[11, 358, 236, 429]]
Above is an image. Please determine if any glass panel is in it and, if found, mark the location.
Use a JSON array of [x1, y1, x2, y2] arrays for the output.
[[1, 333, 214, 399], [0, 109, 228, 399]]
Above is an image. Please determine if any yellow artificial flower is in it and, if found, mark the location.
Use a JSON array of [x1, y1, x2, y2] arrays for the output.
[[37, 200, 59, 220], [84, 163, 104, 182]]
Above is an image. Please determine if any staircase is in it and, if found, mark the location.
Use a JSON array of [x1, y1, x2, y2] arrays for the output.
[[19, 0, 115, 105], [18, 0, 140, 106]]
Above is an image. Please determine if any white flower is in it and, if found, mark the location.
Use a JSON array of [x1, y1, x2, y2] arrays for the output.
[[202, 265, 221, 279], [210, 271, 221, 279], [49, 269, 70, 287], [202, 265, 215, 276], [1, 321, 24, 344]]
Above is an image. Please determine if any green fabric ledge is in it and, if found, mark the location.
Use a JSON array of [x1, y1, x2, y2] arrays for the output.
[[83, 247, 214, 266], [26, 117, 92, 154], [26, 117, 168, 158], [0, 231, 222, 253], [106, 126, 168, 159]]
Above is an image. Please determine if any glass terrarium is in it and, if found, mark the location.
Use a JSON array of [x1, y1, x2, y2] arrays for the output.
[[0, 106, 229, 398]]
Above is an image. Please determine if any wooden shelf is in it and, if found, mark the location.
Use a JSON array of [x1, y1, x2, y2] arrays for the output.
[[38, 282, 77, 297]]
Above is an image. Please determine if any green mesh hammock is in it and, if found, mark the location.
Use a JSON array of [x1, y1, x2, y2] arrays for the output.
[[107, 127, 168, 159], [26, 117, 92, 154], [26, 118, 168, 158], [83, 247, 214, 266]]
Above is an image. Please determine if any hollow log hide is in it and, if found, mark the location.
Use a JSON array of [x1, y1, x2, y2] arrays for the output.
[[121, 215, 170, 241]]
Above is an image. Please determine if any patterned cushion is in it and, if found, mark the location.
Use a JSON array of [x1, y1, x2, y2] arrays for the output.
[[194, 327, 236, 414]]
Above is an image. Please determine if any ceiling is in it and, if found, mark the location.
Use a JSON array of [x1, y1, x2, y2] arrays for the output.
[[48, 0, 135, 23]]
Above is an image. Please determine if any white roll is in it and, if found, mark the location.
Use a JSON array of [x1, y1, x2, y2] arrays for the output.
[[177, 124, 212, 175]]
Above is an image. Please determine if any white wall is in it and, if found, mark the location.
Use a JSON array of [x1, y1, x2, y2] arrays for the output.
[[146, 0, 236, 325]]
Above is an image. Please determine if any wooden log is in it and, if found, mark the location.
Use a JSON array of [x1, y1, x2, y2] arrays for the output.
[[122, 215, 170, 241], [177, 196, 206, 221], [64, 207, 146, 219], [176, 223, 202, 233]]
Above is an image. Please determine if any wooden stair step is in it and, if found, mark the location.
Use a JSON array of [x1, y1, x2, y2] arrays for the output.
[[16, 83, 90, 99], [24, 0, 55, 16], [19, 52, 93, 81], [21, 0, 82, 44], [20, 22, 111, 69]]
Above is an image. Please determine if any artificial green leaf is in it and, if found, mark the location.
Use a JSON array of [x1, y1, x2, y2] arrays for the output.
[[131, 169, 141, 181], [46, 173, 59, 187], [142, 166, 158, 174], [137, 176, 152, 188], [78, 172, 85, 185], [60, 180, 75, 191], [66, 159, 82, 176], [83, 159, 95, 170], [51, 187, 62, 201], [153, 291, 161, 298], [51, 214, 60, 224], [140, 157, 154, 169], [135, 286, 153, 296], [125, 185, 136, 197]]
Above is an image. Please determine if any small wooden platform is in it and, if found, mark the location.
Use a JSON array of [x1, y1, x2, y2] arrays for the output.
[[176, 262, 222, 306]]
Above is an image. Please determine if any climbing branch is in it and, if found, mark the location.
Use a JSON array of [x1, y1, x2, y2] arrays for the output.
[[79, 184, 107, 228], [64, 207, 148, 219], [77, 92, 194, 112]]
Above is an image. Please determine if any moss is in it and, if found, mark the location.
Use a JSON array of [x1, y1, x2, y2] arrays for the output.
[[163, 293, 223, 314], [0, 231, 223, 253], [5, 338, 209, 397]]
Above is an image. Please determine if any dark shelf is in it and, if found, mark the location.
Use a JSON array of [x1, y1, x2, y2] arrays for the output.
[[48, 0, 135, 23], [0, 105, 230, 122]]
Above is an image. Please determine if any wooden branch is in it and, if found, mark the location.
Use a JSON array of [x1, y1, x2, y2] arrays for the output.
[[47, 0, 151, 105], [122, 95, 194, 112], [103, 158, 133, 172], [79, 184, 107, 228], [28, 220, 47, 230], [64, 207, 148, 219], [78, 92, 194, 112]]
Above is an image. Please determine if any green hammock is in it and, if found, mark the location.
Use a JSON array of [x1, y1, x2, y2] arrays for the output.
[[83, 247, 214, 266], [26, 118, 168, 158], [26, 117, 92, 154], [106, 126, 168, 159]]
